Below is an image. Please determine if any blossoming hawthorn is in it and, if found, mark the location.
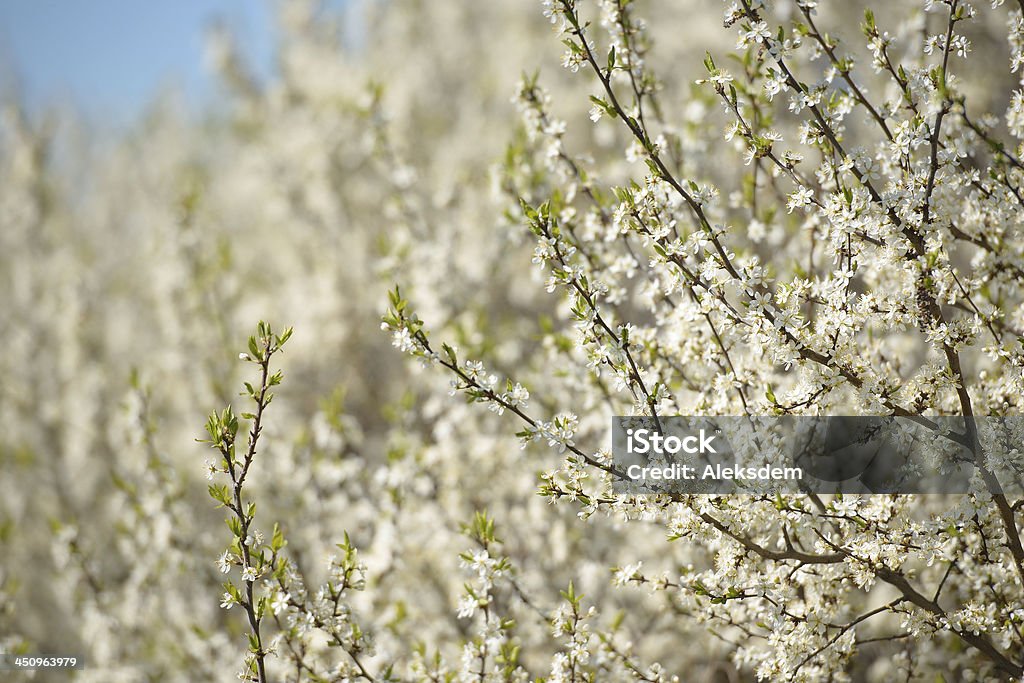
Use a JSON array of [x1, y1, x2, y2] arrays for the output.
[[383, 0, 1024, 679], [4, 0, 1024, 681]]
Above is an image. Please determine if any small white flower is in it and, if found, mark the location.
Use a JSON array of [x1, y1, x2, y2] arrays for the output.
[[392, 327, 416, 353], [217, 550, 232, 574], [739, 20, 771, 48], [787, 186, 814, 213], [508, 383, 530, 408], [464, 360, 485, 379], [456, 593, 478, 619], [270, 591, 290, 616], [613, 562, 643, 586]]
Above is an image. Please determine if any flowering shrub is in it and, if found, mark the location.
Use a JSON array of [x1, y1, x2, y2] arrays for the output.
[[3, 0, 1024, 681], [387, 0, 1024, 677]]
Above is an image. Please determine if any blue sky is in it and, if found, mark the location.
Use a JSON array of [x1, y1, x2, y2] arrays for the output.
[[0, 1, 276, 122]]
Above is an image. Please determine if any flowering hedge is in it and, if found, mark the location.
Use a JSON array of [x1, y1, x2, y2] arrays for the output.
[[3, 0, 1024, 681]]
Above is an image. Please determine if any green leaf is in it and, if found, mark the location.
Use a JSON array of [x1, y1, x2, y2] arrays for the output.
[[271, 523, 286, 552], [208, 483, 230, 506], [275, 326, 294, 348]]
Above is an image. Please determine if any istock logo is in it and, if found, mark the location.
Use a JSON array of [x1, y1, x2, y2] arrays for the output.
[[625, 428, 717, 455]]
